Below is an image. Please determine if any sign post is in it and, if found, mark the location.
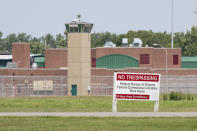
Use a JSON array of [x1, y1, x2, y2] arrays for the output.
[[112, 72, 117, 112], [112, 72, 160, 112]]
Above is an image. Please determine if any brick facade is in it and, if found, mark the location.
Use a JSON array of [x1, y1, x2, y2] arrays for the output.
[[0, 68, 196, 76], [91, 68, 197, 76], [95, 47, 181, 68], [0, 68, 67, 76], [152, 48, 181, 68], [12, 43, 30, 68], [44, 47, 181, 69], [45, 49, 67, 68], [8, 43, 196, 76]]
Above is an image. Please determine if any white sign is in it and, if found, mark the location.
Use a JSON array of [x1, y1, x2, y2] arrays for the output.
[[112, 72, 160, 112], [33, 80, 53, 91]]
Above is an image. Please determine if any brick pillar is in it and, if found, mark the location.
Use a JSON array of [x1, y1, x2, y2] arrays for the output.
[[12, 42, 30, 68]]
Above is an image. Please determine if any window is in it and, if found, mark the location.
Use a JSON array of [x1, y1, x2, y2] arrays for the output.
[[173, 55, 178, 65], [84, 27, 90, 32], [69, 27, 78, 32], [140, 54, 150, 64], [91, 58, 96, 67]]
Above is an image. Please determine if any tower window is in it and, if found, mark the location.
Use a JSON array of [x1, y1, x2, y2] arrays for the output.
[[173, 55, 178, 65], [84, 27, 90, 32], [69, 27, 78, 32], [140, 54, 150, 64]]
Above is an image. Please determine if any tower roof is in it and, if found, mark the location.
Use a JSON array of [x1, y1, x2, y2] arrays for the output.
[[65, 15, 93, 33]]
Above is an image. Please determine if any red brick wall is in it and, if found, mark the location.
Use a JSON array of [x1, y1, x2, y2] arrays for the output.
[[91, 68, 197, 76], [95, 47, 153, 68], [45, 49, 67, 68], [91, 48, 96, 58], [152, 48, 181, 68], [91, 68, 152, 76], [12, 43, 30, 68], [91, 48, 96, 67], [95, 47, 181, 68], [43, 47, 181, 69], [0, 69, 67, 76], [0, 68, 196, 77]]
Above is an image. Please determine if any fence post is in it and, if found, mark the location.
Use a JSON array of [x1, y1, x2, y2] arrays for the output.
[[61, 83, 64, 96], [1, 78, 3, 97], [27, 84, 29, 96]]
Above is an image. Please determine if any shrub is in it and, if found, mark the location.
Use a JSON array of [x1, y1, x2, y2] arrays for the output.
[[186, 94, 194, 101], [162, 93, 168, 100], [163, 92, 193, 101]]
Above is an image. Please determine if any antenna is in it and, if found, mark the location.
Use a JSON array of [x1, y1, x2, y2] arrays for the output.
[[45, 40, 46, 49], [77, 14, 81, 21]]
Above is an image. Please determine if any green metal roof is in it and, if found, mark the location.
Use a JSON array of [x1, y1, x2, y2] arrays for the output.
[[34, 57, 45, 63], [182, 56, 197, 62], [96, 54, 139, 69]]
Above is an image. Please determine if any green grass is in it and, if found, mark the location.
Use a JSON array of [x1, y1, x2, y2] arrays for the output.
[[0, 95, 196, 112], [0, 117, 196, 131]]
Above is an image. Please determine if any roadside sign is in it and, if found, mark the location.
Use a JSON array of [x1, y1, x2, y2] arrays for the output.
[[112, 72, 161, 112]]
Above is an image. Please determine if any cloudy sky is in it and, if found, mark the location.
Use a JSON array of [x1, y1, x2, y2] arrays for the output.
[[0, 0, 197, 37]]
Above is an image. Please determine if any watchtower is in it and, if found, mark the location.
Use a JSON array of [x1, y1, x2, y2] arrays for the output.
[[65, 15, 93, 96]]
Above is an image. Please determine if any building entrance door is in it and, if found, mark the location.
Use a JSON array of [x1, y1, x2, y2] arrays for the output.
[[71, 85, 77, 96]]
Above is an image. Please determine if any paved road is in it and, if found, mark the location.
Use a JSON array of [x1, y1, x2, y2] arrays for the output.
[[0, 112, 197, 117]]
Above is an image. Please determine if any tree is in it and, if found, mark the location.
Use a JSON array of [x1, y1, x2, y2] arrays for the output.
[[45, 34, 55, 48], [56, 34, 66, 48], [0, 26, 196, 56], [17, 33, 31, 42], [5, 34, 18, 52], [0, 32, 2, 39]]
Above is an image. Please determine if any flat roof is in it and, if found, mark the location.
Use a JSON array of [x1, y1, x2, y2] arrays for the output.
[[0, 55, 12, 60]]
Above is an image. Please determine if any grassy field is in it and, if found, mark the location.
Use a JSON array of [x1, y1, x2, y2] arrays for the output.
[[0, 95, 196, 112], [0, 117, 196, 131]]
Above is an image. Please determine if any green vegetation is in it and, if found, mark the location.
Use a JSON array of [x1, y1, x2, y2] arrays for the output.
[[163, 92, 194, 101], [0, 117, 196, 131], [1, 26, 197, 56], [0, 33, 66, 54], [0, 95, 196, 112]]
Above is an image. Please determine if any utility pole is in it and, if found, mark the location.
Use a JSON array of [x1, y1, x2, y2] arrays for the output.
[[171, 0, 174, 48]]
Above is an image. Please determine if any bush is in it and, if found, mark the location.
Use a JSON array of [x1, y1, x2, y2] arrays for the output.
[[186, 94, 194, 101], [162, 93, 168, 100], [163, 92, 194, 101]]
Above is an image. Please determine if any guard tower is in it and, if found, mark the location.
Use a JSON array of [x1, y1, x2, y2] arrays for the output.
[[65, 15, 93, 96]]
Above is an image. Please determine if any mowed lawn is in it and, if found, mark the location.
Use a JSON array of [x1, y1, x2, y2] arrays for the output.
[[0, 117, 196, 131], [0, 95, 196, 112]]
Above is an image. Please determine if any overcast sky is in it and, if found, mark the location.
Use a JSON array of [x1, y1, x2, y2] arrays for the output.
[[0, 0, 197, 37]]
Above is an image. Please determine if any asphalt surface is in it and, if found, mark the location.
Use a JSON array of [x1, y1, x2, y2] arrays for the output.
[[0, 112, 197, 117]]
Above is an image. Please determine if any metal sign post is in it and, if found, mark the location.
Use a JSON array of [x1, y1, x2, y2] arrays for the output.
[[154, 100, 159, 112], [112, 72, 117, 112]]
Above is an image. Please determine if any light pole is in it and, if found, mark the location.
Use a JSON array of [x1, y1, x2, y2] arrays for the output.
[[171, 0, 174, 48], [153, 44, 168, 94]]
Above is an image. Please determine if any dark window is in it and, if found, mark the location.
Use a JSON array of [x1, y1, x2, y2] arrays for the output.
[[173, 55, 178, 65], [140, 54, 150, 64], [92, 58, 96, 67], [70, 27, 78, 32], [84, 27, 90, 32]]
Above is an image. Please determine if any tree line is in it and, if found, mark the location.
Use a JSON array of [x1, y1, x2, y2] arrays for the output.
[[0, 33, 66, 54], [0, 26, 197, 56]]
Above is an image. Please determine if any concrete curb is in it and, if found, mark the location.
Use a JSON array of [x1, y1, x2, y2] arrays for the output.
[[0, 112, 197, 117]]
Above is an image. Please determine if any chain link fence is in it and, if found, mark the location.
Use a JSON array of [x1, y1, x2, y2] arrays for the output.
[[0, 76, 67, 97], [0, 75, 197, 97], [91, 75, 197, 95]]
